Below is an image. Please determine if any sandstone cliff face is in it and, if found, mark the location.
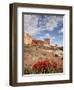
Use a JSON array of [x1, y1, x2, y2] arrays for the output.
[[32, 40, 44, 46], [24, 33, 32, 45]]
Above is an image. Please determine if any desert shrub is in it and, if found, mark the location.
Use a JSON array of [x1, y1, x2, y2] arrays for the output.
[[57, 67, 63, 72], [24, 65, 33, 74], [59, 47, 63, 50], [54, 54, 59, 57]]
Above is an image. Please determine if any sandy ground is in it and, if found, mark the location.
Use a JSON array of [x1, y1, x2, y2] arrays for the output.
[[24, 45, 63, 73]]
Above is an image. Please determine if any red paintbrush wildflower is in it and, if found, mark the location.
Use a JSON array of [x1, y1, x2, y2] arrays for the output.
[[32, 60, 53, 73]]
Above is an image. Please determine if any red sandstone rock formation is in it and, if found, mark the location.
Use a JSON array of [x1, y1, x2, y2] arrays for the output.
[[24, 33, 50, 47]]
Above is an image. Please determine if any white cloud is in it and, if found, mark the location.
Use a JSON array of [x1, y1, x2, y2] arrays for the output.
[[43, 16, 63, 31], [45, 33, 50, 38], [46, 16, 58, 31], [59, 28, 63, 33], [39, 33, 55, 44], [56, 16, 63, 22], [24, 15, 63, 36], [24, 15, 38, 36]]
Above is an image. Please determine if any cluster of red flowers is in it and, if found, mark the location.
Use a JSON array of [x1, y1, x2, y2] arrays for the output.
[[32, 60, 57, 73]]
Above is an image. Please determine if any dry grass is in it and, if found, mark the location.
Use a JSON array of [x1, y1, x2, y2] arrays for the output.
[[24, 45, 63, 74]]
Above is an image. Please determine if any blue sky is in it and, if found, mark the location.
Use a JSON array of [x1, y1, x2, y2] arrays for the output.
[[24, 14, 63, 46]]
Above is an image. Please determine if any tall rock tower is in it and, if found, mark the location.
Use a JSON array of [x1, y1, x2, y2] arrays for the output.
[[24, 33, 32, 45], [44, 38, 50, 46], [44, 38, 50, 44]]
